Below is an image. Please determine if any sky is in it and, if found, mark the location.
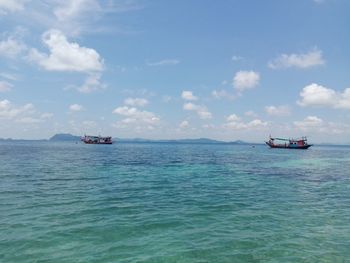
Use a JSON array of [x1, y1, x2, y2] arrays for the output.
[[0, 0, 350, 143]]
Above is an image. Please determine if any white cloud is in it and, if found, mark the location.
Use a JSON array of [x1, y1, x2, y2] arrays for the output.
[[269, 48, 325, 69], [54, 0, 101, 22], [0, 99, 51, 124], [0, 37, 26, 58], [0, 72, 19, 81], [0, 0, 26, 14], [294, 116, 323, 129], [212, 89, 235, 100], [293, 116, 349, 135], [40, 113, 53, 119], [183, 102, 212, 119], [197, 110, 212, 120], [233, 71, 260, 91], [51, 0, 104, 36], [232, 55, 244, 61], [77, 74, 106, 93], [181, 91, 198, 101], [0, 81, 13, 92], [147, 59, 180, 66], [226, 114, 240, 122], [245, 110, 258, 118], [183, 102, 197, 111], [162, 95, 172, 103], [0, 99, 33, 119], [113, 106, 160, 125], [265, 105, 291, 116], [179, 120, 189, 129], [297, 83, 350, 109], [225, 118, 268, 130], [16, 116, 43, 124], [298, 83, 335, 107], [248, 119, 268, 128], [1, 1, 141, 37], [124, 98, 149, 107], [69, 104, 84, 112], [28, 29, 103, 72], [338, 89, 350, 109]]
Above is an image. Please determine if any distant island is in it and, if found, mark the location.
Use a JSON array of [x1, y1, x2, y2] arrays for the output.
[[48, 133, 252, 145], [49, 133, 81, 141], [0, 134, 348, 146]]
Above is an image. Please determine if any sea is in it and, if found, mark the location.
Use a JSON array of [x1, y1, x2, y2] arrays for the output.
[[1, 141, 350, 263]]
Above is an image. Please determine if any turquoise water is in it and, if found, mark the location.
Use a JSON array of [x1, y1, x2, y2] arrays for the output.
[[1, 142, 350, 262]]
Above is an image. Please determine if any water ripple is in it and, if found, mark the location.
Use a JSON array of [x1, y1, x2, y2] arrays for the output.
[[1, 142, 350, 262]]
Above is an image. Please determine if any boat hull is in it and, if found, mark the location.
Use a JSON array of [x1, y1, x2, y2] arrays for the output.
[[265, 142, 312, 149], [81, 135, 113, 144], [83, 141, 112, 145]]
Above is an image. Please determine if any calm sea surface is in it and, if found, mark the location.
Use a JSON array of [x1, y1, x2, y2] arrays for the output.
[[1, 141, 350, 262]]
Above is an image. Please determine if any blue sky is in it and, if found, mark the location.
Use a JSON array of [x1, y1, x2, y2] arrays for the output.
[[0, 0, 350, 142]]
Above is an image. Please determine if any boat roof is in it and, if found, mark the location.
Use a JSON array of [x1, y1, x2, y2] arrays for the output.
[[84, 135, 111, 138], [270, 136, 307, 141]]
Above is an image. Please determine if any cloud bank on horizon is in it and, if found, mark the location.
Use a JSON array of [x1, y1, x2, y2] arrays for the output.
[[0, 0, 349, 143]]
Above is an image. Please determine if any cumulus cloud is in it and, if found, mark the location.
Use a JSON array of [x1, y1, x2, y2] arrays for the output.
[[40, 113, 53, 119], [124, 98, 149, 107], [298, 83, 335, 107], [183, 102, 197, 111], [51, 0, 106, 36], [183, 102, 212, 119], [245, 110, 258, 118], [293, 115, 349, 135], [0, 0, 26, 14], [197, 111, 212, 120], [0, 99, 51, 124], [113, 106, 160, 125], [338, 89, 350, 109], [269, 48, 325, 69], [297, 83, 350, 109], [225, 118, 268, 130], [181, 91, 198, 101], [77, 74, 106, 93], [147, 59, 180, 66], [265, 105, 291, 116], [294, 116, 323, 129], [1, 1, 140, 36], [0, 99, 33, 119], [69, 104, 84, 112], [232, 55, 244, 61], [0, 81, 13, 92], [28, 29, 103, 72], [162, 95, 172, 103], [233, 71, 260, 91], [226, 114, 240, 122], [212, 89, 235, 100], [0, 72, 18, 81], [54, 0, 101, 22], [224, 113, 267, 130], [179, 120, 189, 129], [0, 36, 26, 58]]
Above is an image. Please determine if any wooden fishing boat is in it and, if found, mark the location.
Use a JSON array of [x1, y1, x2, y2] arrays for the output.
[[81, 135, 113, 144], [266, 136, 312, 149]]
